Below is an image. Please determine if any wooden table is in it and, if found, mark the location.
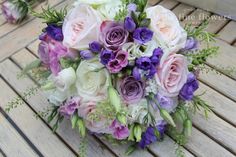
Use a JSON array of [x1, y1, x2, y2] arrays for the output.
[[0, 0, 236, 156]]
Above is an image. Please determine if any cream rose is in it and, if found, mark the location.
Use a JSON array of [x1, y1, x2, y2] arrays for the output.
[[76, 59, 110, 102], [155, 54, 188, 97], [146, 5, 187, 64], [62, 4, 102, 50]]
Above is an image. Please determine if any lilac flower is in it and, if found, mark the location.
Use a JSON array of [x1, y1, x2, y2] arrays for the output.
[[100, 49, 115, 65], [182, 37, 199, 51], [132, 67, 141, 80], [146, 65, 156, 79], [110, 120, 129, 140], [127, 3, 137, 14], [38, 41, 50, 65], [156, 93, 178, 112], [89, 41, 103, 53], [45, 24, 63, 41], [118, 76, 145, 104], [133, 27, 153, 44], [180, 73, 199, 100], [124, 17, 136, 32], [138, 121, 166, 149], [100, 21, 129, 52], [80, 50, 94, 60], [107, 50, 128, 73], [136, 57, 152, 70], [59, 97, 81, 118]]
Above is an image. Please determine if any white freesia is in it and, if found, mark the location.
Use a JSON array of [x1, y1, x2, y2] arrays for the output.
[[45, 67, 77, 105], [122, 40, 159, 60], [146, 5, 187, 64], [97, 0, 122, 19], [127, 99, 163, 125], [76, 59, 110, 102], [62, 4, 102, 50]]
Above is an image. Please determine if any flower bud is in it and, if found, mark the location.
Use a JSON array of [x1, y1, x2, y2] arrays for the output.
[[128, 125, 135, 141], [71, 114, 79, 129], [77, 118, 86, 137], [108, 86, 121, 112], [89, 41, 102, 53], [124, 17, 136, 32], [41, 81, 55, 90], [184, 119, 192, 137], [134, 124, 142, 142], [160, 109, 176, 127], [116, 113, 127, 125], [80, 50, 94, 60]]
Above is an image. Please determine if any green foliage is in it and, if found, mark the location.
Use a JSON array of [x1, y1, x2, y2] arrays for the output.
[[184, 20, 217, 44], [31, 6, 67, 25], [175, 145, 186, 157], [78, 137, 88, 157], [10, 0, 29, 22], [35, 106, 54, 119], [114, 4, 128, 21], [5, 86, 39, 113], [60, 57, 80, 70], [125, 144, 137, 156], [17, 59, 41, 78], [191, 96, 213, 119]]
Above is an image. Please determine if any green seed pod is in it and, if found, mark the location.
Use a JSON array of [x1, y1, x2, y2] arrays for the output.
[[117, 113, 127, 125], [77, 118, 86, 138], [160, 109, 176, 127], [128, 125, 135, 141], [108, 86, 121, 112], [184, 119, 192, 137], [134, 124, 142, 142]]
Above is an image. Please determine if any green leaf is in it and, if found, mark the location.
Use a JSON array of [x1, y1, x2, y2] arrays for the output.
[[139, 18, 151, 27], [125, 144, 137, 156], [22, 59, 41, 74], [71, 114, 79, 129], [160, 109, 176, 127]]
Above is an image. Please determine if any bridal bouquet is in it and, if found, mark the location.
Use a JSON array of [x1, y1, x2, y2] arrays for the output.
[[10, 0, 220, 156]]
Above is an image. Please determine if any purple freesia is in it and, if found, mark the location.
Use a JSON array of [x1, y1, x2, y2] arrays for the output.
[[100, 49, 115, 65], [136, 57, 152, 70], [110, 120, 129, 140], [180, 73, 199, 100], [89, 41, 103, 53], [118, 76, 145, 104], [45, 24, 63, 41], [124, 17, 136, 32], [150, 48, 163, 66], [107, 50, 128, 73], [100, 21, 129, 52], [59, 97, 81, 118], [132, 67, 141, 80], [133, 27, 153, 44], [139, 121, 166, 149]]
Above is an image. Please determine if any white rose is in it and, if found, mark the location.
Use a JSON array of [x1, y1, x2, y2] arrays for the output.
[[62, 4, 102, 50], [44, 67, 77, 105], [122, 40, 159, 60], [146, 5, 187, 64], [97, 0, 122, 19], [76, 59, 110, 102]]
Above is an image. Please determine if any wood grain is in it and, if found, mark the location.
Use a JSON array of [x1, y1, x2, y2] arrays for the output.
[[172, 3, 195, 21], [148, 0, 161, 6], [0, 59, 116, 157], [158, 0, 179, 10], [0, 112, 38, 157], [218, 21, 236, 44]]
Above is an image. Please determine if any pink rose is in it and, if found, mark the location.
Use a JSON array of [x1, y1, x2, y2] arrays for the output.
[[78, 101, 112, 133], [155, 54, 188, 97], [62, 4, 101, 50]]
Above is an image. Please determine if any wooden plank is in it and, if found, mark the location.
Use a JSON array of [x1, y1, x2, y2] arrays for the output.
[[27, 40, 40, 56], [218, 21, 236, 44], [158, 0, 179, 10], [198, 82, 236, 126], [0, 76, 76, 157], [186, 127, 235, 157], [0, 112, 38, 157], [0, 15, 6, 26], [172, 3, 195, 21], [0, 0, 73, 62], [0, 59, 115, 157], [193, 112, 236, 155], [0, 0, 64, 38], [175, 0, 236, 21], [148, 0, 161, 6], [204, 15, 229, 33]]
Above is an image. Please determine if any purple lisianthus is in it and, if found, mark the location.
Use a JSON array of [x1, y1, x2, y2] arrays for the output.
[[118, 76, 145, 104], [100, 21, 129, 52], [132, 67, 141, 80], [110, 120, 129, 140], [89, 41, 103, 53], [38, 41, 50, 65], [180, 73, 199, 100], [80, 50, 94, 60], [127, 3, 137, 14], [59, 97, 81, 118], [139, 121, 166, 149], [107, 50, 128, 73], [124, 17, 136, 32], [182, 37, 199, 51], [45, 24, 63, 41], [150, 48, 163, 66], [100, 49, 115, 65], [136, 57, 152, 70], [133, 27, 153, 44]]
